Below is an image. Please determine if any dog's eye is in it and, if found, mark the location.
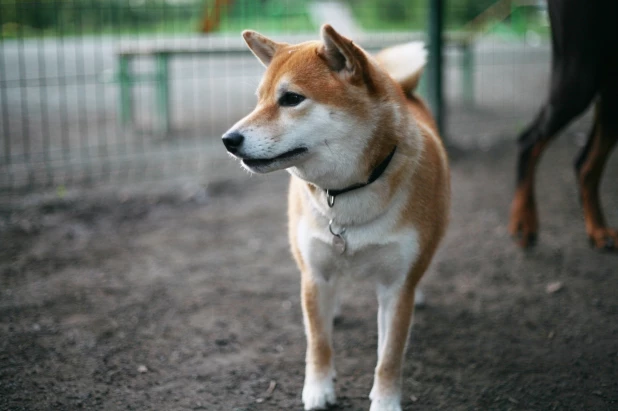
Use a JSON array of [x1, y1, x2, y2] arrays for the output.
[[279, 92, 305, 107]]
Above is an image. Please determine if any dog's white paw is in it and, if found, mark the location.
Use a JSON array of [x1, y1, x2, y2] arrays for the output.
[[369, 396, 402, 411], [369, 385, 401, 411], [302, 377, 336, 410]]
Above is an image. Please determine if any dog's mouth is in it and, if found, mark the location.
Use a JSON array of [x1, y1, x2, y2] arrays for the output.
[[241, 147, 308, 172]]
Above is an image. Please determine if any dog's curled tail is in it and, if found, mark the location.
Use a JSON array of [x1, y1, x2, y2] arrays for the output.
[[375, 42, 427, 95]]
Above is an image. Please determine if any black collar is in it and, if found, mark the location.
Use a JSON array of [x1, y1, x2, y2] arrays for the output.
[[324, 146, 397, 207]]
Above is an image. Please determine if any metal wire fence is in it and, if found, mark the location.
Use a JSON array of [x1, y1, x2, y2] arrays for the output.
[[0, 0, 554, 193]]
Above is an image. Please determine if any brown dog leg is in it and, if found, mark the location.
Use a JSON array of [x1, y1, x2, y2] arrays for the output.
[[575, 95, 618, 251], [509, 136, 550, 248], [508, 83, 597, 248], [509, 0, 601, 248]]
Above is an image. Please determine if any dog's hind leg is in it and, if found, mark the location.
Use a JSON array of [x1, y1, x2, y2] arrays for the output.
[[509, 92, 597, 247], [509, 0, 601, 248], [301, 274, 339, 410], [575, 89, 618, 251]]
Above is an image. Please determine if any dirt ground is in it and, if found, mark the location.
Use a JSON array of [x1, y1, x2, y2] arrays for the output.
[[1, 135, 617, 411]]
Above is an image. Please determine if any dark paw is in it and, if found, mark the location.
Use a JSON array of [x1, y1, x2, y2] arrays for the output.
[[509, 196, 538, 249], [588, 228, 618, 252], [515, 229, 537, 248], [509, 220, 538, 249]]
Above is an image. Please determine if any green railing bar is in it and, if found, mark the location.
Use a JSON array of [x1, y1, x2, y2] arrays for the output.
[[461, 43, 475, 106], [118, 54, 132, 127], [155, 53, 171, 136]]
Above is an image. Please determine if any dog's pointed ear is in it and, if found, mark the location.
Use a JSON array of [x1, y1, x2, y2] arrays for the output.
[[319, 24, 368, 83], [242, 30, 283, 67]]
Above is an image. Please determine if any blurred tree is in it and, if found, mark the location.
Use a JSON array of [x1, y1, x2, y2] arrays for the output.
[[0, 0, 204, 36], [25, 0, 56, 29], [0, 0, 56, 30], [345, 0, 501, 30], [446, 0, 498, 27], [379, 0, 411, 22], [0, 0, 509, 37]]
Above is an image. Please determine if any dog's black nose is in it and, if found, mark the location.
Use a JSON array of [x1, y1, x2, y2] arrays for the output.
[[222, 131, 244, 153]]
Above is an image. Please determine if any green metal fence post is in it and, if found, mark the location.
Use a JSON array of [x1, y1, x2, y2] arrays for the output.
[[462, 41, 475, 106], [155, 53, 171, 136], [118, 54, 132, 127], [427, 0, 444, 135]]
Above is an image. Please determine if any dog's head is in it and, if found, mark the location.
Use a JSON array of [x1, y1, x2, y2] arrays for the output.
[[222, 25, 397, 188]]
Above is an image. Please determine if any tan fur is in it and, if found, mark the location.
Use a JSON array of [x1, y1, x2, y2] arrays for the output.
[[230, 25, 450, 410], [290, 42, 448, 408]]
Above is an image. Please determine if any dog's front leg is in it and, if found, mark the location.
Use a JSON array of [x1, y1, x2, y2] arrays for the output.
[[301, 273, 339, 410], [370, 279, 417, 411]]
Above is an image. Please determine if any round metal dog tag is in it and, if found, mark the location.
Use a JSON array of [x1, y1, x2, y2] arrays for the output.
[[332, 234, 346, 255]]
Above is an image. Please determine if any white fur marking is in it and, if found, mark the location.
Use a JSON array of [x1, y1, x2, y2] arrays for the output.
[[369, 394, 403, 411], [303, 374, 336, 410], [375, 41, 427, 86]]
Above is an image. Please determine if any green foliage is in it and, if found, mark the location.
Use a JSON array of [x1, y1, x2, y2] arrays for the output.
[[347, 0, 503, 31], [347, 0, 425, 31], [227, 0, 306, 19], [0, 0, 204, 37], [445, 0, 499, 27], [0, 0, 540, 38], [0, 0, 315, 37], [220, 0, 313, 33]]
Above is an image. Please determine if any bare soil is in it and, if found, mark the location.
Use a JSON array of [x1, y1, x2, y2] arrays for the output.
[[1, 137, 617, 411]]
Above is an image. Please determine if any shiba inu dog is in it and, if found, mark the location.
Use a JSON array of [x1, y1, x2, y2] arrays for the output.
[[222, 25, 450, 411]]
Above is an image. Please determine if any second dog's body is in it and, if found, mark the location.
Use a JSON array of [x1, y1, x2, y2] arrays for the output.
[[223, 25, 450, 410], [509, 0, 618, 250]]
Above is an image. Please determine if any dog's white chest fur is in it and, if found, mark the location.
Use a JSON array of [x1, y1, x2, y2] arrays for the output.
[[296, 187, 420, 283]]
